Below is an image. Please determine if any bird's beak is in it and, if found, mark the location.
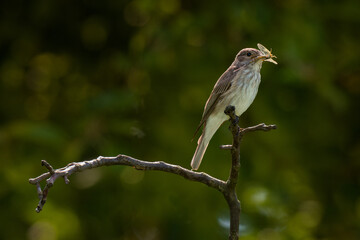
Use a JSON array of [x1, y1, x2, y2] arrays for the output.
[[256, 54, 278, 65]]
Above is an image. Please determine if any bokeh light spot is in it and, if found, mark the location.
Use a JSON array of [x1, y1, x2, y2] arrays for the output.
[[243, 186, 269, 207], [74, 168, 102, 189], [27, 221, 56, 240]]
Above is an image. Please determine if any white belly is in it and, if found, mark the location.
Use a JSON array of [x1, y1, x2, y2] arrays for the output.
[[222, 72, 261, 116]]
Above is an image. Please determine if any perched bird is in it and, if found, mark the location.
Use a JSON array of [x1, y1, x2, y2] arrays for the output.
[[191, 43, 277, 170]]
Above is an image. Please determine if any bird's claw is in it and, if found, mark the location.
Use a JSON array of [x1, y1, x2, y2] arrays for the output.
[[224, 105, 235, 115], [224, 105, 239, 127]]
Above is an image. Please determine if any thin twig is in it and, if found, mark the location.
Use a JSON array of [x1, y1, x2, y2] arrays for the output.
[[220, 145, 233, 150], [41, 160, 55, 175]]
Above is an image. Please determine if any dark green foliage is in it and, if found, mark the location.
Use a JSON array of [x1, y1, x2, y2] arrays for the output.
[[1, 0, 359, 239]]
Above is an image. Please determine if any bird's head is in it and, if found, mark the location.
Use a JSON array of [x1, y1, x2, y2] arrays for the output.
[[235, 43, 277, 68]]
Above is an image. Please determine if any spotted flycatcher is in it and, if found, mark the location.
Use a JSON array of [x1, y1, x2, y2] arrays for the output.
[[191, 43, 277, 170]]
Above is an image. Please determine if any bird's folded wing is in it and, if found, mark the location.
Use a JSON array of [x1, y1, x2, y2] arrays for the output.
[[192, 65, 242, 140]]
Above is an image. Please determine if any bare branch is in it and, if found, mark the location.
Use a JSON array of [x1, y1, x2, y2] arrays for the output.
[[29, 105, 277, 240], [240, 123, 277, 135], [224, 106, 242, 240], [223, 106, 277, 240], [29, 155, 227, 213]]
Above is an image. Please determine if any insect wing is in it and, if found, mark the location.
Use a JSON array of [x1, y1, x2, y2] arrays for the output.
[[257, 43, 270, 55]]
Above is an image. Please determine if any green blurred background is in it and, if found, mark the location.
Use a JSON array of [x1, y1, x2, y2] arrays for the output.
[[1, 0, 359, 239]]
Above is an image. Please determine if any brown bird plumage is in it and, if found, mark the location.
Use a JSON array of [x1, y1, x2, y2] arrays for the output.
[[191, 43, 277, 170]]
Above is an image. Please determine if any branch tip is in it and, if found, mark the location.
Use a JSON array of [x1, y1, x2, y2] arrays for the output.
[[270, 124, 277, 130], [41, 160, 55, 175], [219, 145, 233, 150], [64, 176, 70, 184]]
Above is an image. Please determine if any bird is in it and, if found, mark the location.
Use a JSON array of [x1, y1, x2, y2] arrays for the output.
[[191, 43, 277, 170]]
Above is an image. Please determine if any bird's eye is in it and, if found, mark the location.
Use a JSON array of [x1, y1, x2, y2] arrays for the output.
[[247, 52, 252, 57]]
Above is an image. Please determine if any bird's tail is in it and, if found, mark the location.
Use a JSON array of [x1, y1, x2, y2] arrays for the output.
[[191, 135, 209, 170]]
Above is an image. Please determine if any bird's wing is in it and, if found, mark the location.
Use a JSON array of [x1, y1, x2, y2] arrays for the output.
[[192, 65, 241, 140]]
